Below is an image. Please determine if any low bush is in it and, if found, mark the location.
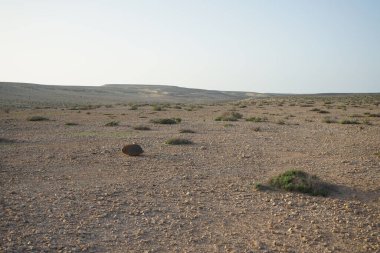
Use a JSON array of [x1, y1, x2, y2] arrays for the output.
[[28, 116, 49, 121], [129, 105, 138, 110], [246, 116, 267, 122], [152, 105, 163, 111], [133, 125, 151, 130], [179, 129, 196, 133], [0, 138, 14, 143], [215, 111, 243, 121], [65, 122, 79, 126], [269, 170, 331, 197], [105, 121, 119, 127], [340, 119, 360, 124], [150, 118, 181, 124], [165, 138, 193, 145], [322, 116, 337, 123]]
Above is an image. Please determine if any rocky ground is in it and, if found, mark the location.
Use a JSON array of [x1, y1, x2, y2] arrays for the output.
[[1, 96, 379, 252]]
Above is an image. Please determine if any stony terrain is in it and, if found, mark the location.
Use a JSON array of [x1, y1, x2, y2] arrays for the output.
[[1, 95, 379, 252]]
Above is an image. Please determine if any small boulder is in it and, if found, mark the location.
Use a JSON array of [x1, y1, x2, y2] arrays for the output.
[[122, 144, 144, 156]]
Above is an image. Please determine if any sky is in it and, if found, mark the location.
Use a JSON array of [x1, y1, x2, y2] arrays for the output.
[[0, 0, 379, 93]]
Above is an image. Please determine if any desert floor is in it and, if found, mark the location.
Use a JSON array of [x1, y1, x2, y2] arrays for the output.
[[1, 97, 379, 252]]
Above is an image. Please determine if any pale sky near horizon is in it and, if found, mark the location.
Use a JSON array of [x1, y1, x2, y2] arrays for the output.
[[1, 0, 379, 93]]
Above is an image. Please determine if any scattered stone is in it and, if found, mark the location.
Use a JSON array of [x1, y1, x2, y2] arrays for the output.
[[122, 144, 144, 156]]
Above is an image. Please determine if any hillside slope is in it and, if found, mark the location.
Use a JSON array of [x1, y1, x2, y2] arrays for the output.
[[0, 82, 262, 107]]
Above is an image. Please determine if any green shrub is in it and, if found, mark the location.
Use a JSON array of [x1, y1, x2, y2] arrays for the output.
[[269, 170, 331, 196], [150, 118, 181, 124], [105, 121, 119, 127], [362, 119, 372, 125], [129, 105, 138, 110], [165, 138, 193, 145], [0, 138, 14, 143], [65, 122, 79, 126], [323, 116, 337, 123], [254, 183, 264, 190], [27, 116, 49, 121], [179, 129, 196, 133], [366, 113, 380, 117], [152, 105, 163, 111], [340, 119, 360, 124], [133, 125, 151, 130], [246, 116, 267, 122], [69, 104, 101, 110], [215, 111, 243, 121]]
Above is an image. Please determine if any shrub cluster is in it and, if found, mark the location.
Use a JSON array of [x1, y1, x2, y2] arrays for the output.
[[165, 138, 193, 145], [215, 111, 243, 121], [269, 170, 331, 196], [105, 121, 119, 126], [150, 118, 182, 124], [27, 116, 49, 121]]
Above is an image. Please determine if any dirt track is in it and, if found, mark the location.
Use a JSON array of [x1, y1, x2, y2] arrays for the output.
[[1, 97, 379, 252]]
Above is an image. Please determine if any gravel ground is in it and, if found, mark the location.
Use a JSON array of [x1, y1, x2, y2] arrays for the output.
[[1, 97, 379, 252]]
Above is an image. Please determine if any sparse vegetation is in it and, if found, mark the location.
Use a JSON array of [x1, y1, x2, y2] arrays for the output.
[[340, 119, 360, 124], [69, 105, 101, 110], [276, 119, 286, 125], [129, 105, 138, 110], [252, 127, 261, 132], [269, 170, 331, 197], [133, 125, 151, 130], [165, 138, 193, 145], [310, 108, 329, 113], [363, 119, 372, 125], [179, 129, 196, 133], [0, 137, 14, 143], [215, 111, 243, 121], [105, 121, 119, 126], [150, 118, 182, 124], [65, 122, 79, 126], [254, 183, 265, 190], [152, 105, 163, 111], [246, 116, 267, 122], [27, 116, 49, 121], [365, 112, 380, 117], [323, 116, 337, 123]]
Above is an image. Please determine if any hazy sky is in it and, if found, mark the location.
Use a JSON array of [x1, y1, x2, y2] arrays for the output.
[[1, 0, 379, 93]]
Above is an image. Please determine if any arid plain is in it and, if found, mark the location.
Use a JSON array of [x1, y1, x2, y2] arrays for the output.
[[1, 95, 379, 252]]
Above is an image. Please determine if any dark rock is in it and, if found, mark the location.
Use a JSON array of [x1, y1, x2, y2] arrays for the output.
[[122, 144, 144, 156]]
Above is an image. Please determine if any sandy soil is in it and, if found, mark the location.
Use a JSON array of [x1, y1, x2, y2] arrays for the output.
[[1, 97, 379, 252]]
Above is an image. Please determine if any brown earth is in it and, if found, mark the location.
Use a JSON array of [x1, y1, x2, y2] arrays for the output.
[[1, 97, 379, 252]]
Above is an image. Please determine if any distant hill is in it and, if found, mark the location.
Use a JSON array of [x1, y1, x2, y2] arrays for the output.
[[0, 82, 264, 107]]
